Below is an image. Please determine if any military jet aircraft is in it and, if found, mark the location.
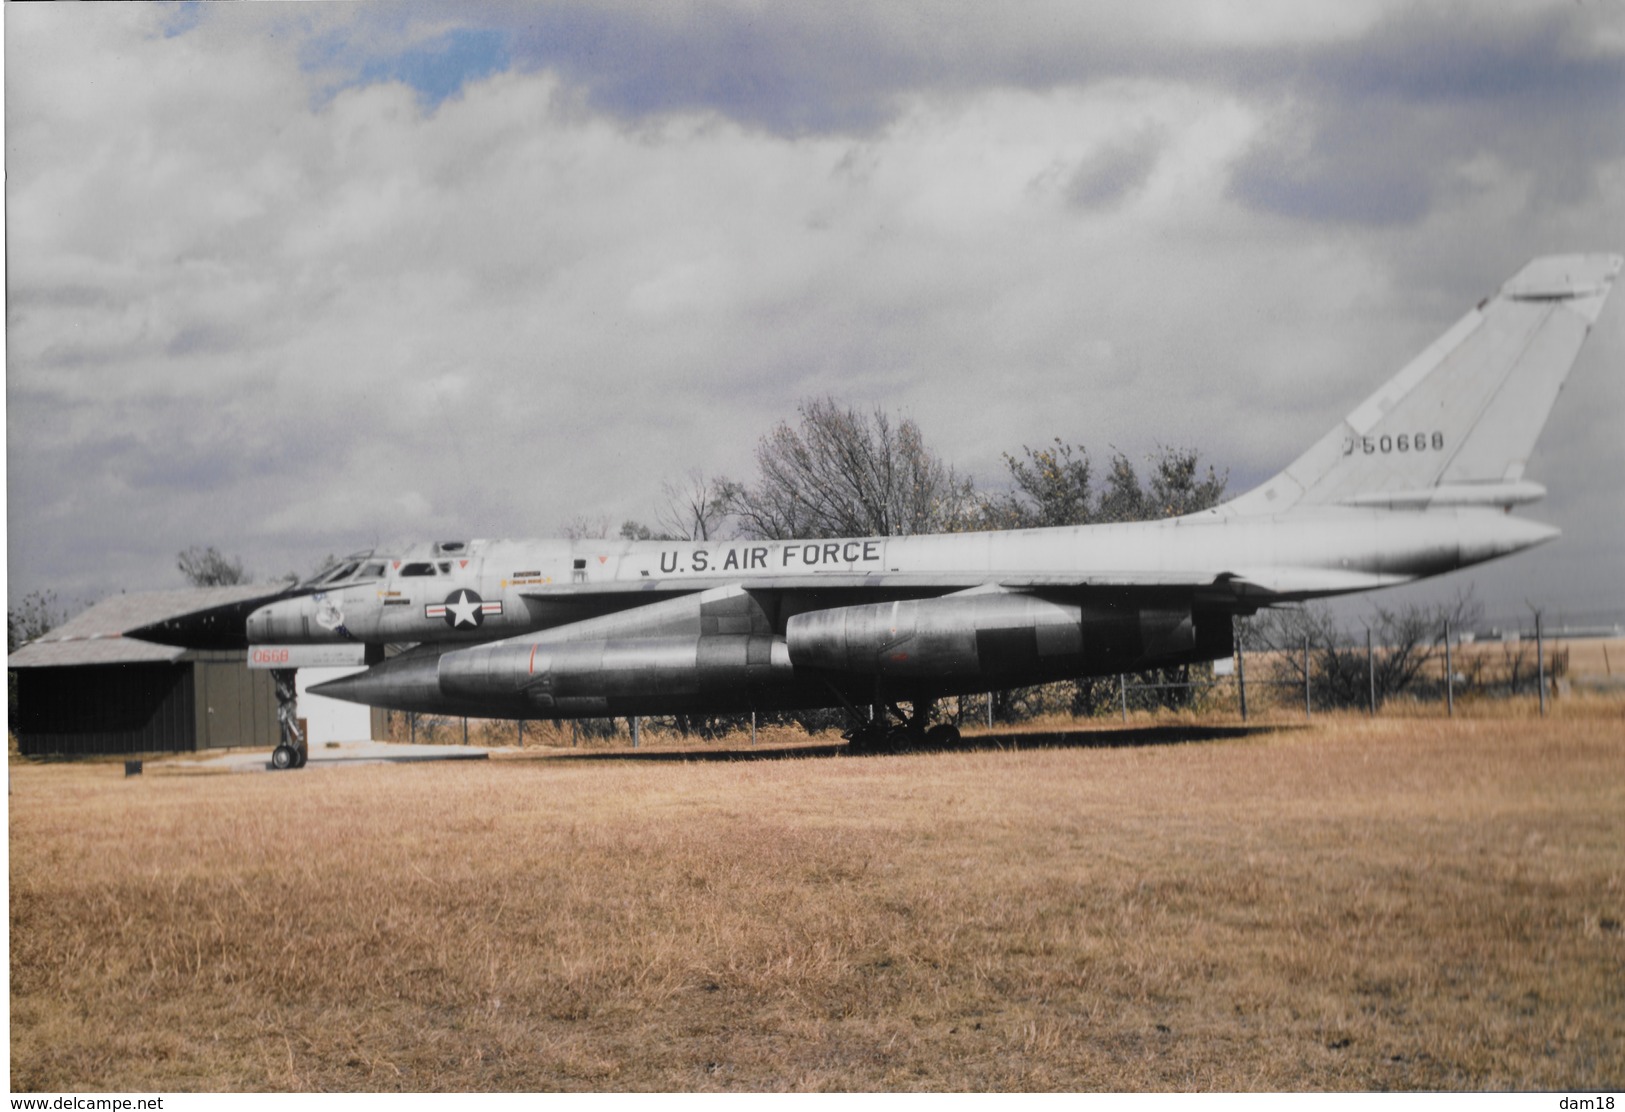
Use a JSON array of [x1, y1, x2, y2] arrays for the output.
[[132, 254, 1619, 764]]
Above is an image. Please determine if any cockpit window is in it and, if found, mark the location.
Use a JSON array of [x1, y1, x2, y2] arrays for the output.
[[305, 561, 359, 588], [300, 550, 388, 589], [399, 562, 438, 577]]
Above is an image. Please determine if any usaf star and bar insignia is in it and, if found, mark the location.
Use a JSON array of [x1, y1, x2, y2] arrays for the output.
[[425, 589, 503, 628]]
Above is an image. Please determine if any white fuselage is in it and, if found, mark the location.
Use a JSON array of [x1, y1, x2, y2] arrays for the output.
[[247, 507, 1558, 647]]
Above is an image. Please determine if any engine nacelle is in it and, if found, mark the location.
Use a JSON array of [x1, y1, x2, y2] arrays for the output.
[[785, 592, 1230, 686], [438, 634, 793, 716]]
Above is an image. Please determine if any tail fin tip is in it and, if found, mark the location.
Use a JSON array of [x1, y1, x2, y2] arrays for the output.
[[1500, 253, 1621, 307]]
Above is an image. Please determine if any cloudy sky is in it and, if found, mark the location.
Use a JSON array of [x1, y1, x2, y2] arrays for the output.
[[7, 2, 1623, 629]]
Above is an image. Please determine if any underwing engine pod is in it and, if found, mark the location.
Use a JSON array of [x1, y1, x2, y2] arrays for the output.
[[438, 633, 793, 717], [785, 592, 1232, 688]]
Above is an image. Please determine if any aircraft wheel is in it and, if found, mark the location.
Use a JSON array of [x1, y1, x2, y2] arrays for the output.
[[887, 725, 920, 752], [292, 747, 308, 769], [846, 723, 889, 755], [924, 723, 961, 746], [271, 745, 298, 771]]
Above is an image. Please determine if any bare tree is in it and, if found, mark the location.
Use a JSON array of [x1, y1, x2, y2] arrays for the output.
[[1095, 451, 1148, 525], [558, 514, 613, 540], [8, 589, 68, 652], [657, 470, 739, 542], [993, 441, 1227, 529], [989, 438, 1094, 529], [724, 398, 979, 539], [619, 520, 668, 541], [1146, 446, 1228, 519], [177, 545, 248, 586]]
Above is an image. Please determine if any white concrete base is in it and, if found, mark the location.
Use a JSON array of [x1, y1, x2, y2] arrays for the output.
[[182, 739, 489, 773]]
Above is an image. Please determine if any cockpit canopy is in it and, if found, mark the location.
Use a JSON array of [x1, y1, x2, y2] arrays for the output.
[[298, 541, 478, 589], [300, 550, 392, 590]]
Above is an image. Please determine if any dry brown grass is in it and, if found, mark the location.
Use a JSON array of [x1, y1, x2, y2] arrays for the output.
[[1559, 638, 1624, 681], [10, 701, 1624, 1092]]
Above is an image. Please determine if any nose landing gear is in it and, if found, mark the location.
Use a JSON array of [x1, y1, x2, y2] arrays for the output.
[[271, 668, 309, 770]]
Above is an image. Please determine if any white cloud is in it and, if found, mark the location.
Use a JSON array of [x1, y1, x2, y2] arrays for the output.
[[6, 3, 1621, 626]]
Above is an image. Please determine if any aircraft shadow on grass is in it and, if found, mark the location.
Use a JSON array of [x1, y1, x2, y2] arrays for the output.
[[543, 723, 1293, 763]]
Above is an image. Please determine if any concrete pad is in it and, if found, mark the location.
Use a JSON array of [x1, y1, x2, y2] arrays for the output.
[[176, 739, 490, 773]]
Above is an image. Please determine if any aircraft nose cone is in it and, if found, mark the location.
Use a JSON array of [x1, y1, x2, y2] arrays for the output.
[[310, 650, 446, 711], [126, 590, 294, 650]]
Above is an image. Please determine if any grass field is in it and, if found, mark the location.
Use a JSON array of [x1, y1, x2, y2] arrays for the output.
[[9, 700, 1624, 1092]]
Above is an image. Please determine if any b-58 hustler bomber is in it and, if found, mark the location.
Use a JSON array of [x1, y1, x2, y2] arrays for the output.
[[132, 254, 1620, 764]]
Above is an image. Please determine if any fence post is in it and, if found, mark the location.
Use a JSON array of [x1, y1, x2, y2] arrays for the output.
[[1119, 673, 1128, 723], [1536, 611, 1547, 717], [462, 717, 468, 746], [1304, 634, 1312, 718], [1445, 619, 1454, 717], [751, 710, 758, 746], [632, 716, 641, 748], [410, 712, 416, 745], [518, 719, 524, 748], [1367, 627, 1376, 716], [1237, 635, 1248, 723], [986, 693, 993, 730]]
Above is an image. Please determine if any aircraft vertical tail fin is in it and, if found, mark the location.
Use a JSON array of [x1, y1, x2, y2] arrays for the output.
[[1225, 253, 1620, 515]]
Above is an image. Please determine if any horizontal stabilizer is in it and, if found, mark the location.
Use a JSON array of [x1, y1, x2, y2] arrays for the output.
[[1337, 481, 1546, 510]]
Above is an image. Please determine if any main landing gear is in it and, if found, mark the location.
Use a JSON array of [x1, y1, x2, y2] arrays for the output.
[[842, 698, 962, 754]]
